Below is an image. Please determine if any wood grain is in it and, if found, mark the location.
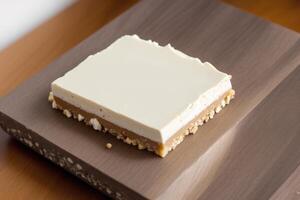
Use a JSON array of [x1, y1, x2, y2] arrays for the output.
[[270, 163, 300, 200], [0, 0, 300, 199], [0, 0, 137, 199], [198, 66, 300, 200], [224, 0, 300, 33]]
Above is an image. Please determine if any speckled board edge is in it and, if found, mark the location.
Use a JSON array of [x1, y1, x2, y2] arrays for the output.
[[0, 112, 144, 200]]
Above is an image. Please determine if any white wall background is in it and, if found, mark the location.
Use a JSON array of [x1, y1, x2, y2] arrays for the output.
[[0, 0, 75, 51]]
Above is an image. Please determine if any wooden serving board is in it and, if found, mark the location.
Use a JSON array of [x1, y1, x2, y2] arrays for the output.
[[1, 0, 300, 199]]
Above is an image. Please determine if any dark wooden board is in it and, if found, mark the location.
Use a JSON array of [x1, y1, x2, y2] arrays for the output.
[[1, 0, 300, 199], [270, 162, 300, 200]]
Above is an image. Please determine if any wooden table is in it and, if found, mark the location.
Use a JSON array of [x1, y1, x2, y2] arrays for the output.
[[0, 0, 299, 199]]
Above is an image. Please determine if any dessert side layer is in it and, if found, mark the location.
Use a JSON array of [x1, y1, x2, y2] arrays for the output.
[[51, 35, 233, 145], [49, 89, 235, 157]]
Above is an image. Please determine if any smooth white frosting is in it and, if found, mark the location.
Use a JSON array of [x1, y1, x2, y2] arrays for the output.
[[51, 35, 232, 143]]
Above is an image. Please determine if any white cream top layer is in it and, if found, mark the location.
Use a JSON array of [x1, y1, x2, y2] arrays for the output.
[[51, 35, 232, 143]]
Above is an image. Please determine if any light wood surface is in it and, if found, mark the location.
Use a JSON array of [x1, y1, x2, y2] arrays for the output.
[[0, 0, 299, 199], [1, 0, 300, 199], [224, 0, 300, 33]]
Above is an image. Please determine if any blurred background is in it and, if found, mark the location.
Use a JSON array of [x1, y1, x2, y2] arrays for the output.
[[0, 0, 75, 50], [0, 0, 299, 199], [225, 0, 300, 32], [1, 0, 300, 51]]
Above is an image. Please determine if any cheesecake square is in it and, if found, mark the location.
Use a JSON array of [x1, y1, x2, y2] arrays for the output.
[[49, 35, 234, 157]]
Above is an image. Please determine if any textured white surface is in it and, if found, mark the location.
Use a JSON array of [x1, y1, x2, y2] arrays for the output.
[[0, 0, 75, 51], [52, 35, 232, 143]]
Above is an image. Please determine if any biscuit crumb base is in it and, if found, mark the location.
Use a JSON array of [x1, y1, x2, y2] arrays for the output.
[[106, 143, 112, 149], [49, 89, 235, 157]]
